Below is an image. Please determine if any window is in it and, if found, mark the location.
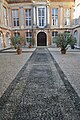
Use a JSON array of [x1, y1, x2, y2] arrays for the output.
[[52, 31, 58, 46], [12, 10, 19, 27], [52, 31, 58, 37], [6, 32, 11, 46], [64, 8, 70, 26], [26, 32, 32, 45], [0, 32, 3, 47], [74, 30, 78, 46], [25, 9, 31, 26], [3, 7, 7, 26], [52, 8, 58, 26], [38, 8, 45, 27]]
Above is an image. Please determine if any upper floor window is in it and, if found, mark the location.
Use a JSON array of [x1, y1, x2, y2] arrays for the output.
[[38, 7, 46, 27], [64, 8, 70, 17], [25, 9, 32, 26], [52, 8, 58, 26], [64, 8, 70, 26], [12, 10, 19, 27], [3, 7, 7, 26]]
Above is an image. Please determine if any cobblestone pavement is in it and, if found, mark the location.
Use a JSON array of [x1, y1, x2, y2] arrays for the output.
[[0, 48, 80, 120]]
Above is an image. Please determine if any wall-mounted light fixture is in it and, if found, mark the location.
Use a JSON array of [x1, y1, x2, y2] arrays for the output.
[[28, 30, 30, 32], [32, 0, 35, 3], [15, 30, 18, 33]]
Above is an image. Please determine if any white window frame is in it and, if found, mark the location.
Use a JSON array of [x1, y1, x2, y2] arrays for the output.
[[0, 32, 4, 47], [64, 17, 70, 26], [52, 8, 58, 27], [74, 30, 78, 47], [52, 31, 58, 46], [6, 32, 11, 46], [12, 10, 19, 27], [26, 32, 32, 46], [3, 7, 7, 26], [25, 9, 32, 26], [64, 8, 70, 26], [37, 6, 46, 28]]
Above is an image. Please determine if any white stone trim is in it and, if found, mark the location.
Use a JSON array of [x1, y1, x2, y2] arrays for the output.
[[36, 6, 46, 28], [36, 30, 48, 46]]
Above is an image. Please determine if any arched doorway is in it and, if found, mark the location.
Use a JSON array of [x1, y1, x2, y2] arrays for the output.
[[37, 32, 47, 46]]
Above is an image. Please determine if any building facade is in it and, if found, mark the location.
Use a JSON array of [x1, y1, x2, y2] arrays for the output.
[[0, 0, 78, 48], [72, 0, 80, 48]]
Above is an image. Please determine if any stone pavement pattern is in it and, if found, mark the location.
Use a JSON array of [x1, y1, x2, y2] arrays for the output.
[[0, 48, 80, 120]]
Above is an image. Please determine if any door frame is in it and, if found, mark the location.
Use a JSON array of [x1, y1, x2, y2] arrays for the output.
[[37, 31, 47, 46]]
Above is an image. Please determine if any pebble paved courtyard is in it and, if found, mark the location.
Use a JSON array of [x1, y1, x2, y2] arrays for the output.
[[0, 48, 80, 120]]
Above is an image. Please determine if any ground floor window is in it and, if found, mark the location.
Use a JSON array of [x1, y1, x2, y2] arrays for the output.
[[52, 31, 58, 47], [0, 32, 4, 47], [74, 30, 78, 46], [26, 32, 32, 46], [6, 32, 11, 47]]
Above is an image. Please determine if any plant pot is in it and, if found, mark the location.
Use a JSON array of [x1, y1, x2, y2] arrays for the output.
[[29, 45, 32, 48], [71, 45, 74, 49], [16, 48, 22, 54], [61, 48, 66, 54]]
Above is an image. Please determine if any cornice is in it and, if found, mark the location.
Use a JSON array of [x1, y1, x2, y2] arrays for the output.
[[5, 0, 75, 3]]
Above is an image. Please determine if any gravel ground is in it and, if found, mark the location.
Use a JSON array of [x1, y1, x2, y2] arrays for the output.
[[0, 48, 80, 119], [0, 48, 35, 97], [49, 47, 80, 97]]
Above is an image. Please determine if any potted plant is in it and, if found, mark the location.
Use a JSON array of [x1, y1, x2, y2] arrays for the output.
[[54, 32, 74, 54], [10, 36, 24, 54], [28, 38, 35, 48]]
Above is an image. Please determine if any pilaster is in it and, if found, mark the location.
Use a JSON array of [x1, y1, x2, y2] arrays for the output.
[[47, 5, 50, 25], [3, 32, 7, 47], [60, 5, 63, 28], [19, 6, 25, 29], [32, 5, 36, 27]]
